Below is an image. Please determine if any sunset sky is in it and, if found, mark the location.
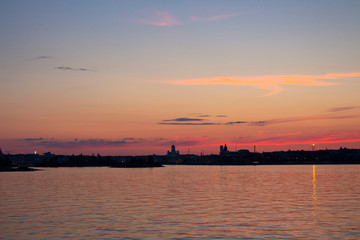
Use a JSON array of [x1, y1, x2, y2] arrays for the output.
[[1, 0, 359, 155]]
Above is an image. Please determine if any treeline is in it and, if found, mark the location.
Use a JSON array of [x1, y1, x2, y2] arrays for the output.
[[1, 147, 359, 168], [35, 154, 115, 167], [35, 154, 162, 167], [0, 154, 12, 169], [161, 148, 360, 165]]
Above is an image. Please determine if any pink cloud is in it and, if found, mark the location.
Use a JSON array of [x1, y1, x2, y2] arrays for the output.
[[139, 11, 178, 26], [229, 132, 360, 146], [170, 72, 360, 96], [250, 115, 360, 126], [276, 131, 301, 137], [256, 130, 270, 135]]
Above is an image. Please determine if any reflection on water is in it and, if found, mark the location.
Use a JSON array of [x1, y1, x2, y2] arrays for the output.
[[312, 165, 318, 221], [0, 165, 359, 239]]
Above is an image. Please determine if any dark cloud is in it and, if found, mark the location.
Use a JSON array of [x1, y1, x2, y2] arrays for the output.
[[26, 56, 52, 61], [55, 66, 93, 72], [249, 121, 266, 126], [216, 115, 228, 117], [36, 56, 51, 59], [163, 118, 204, 122], [158, 122, 219, 125], [159, 114, 358, 128], [329, 106, 359, 112], [225, 121, 248, 125], [161, 116, 224, 125], [247, 115, 359, 126], [18, 137, 207, 149], [29, 138, 138, 149], [123, 137, 137, 141], [21, 137, 43, 141]]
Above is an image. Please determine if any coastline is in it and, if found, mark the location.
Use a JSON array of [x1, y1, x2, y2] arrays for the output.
[[0, 167, 40, 172]]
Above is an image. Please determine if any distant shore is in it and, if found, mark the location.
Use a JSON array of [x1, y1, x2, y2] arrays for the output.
[[0, 167, 39, 172], [1, 147, 359, 169]]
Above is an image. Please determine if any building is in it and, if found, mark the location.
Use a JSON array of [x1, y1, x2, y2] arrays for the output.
[[167, 145, 179, 156], [220, 144, 249, 156]]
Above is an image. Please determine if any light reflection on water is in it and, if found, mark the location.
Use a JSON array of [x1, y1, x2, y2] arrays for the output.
[[0, 165, 359, 239], [312, 165, 318, 222]]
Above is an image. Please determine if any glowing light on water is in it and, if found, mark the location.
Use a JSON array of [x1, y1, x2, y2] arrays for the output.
[[312, 165, 318, 221]]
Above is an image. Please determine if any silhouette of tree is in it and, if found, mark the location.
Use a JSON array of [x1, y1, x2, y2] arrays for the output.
[[0, 155, 12, 168]]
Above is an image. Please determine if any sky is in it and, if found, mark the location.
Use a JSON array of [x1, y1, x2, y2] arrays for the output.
[[0, 0, 359, 155]]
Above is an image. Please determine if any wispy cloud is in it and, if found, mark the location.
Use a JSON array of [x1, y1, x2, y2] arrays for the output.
[[163, 118, 204, 122], [137, 10, 240, 27], [35, 56, 51, 60], [159, 122, 219, 126], [170, 73, 360, 96], [54, 66, 93, 72], [230, 132, 360, 146], [17, 137, 211, 150], [21, 137, 44, 141], [224, 120, 267, 126], [329, 106, 360, 112], [249, 121, 266, 126], [139, 11, 178, 26], [26, 56, 52, 61], [31, 138, 139, 149], [249, 115, 359, 126], [191, 12, 241, 22], [159, 114, 359, 127], [256, 130, 270, 135], [192, 114, 227, 118], [160, 116, 222, 125], [15, 132, 359, 152], [225, 121, 248, 125], [276, 131, 301, 137]]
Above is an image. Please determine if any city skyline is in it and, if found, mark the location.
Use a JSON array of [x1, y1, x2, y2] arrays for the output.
[[1, 0, 360, 155]]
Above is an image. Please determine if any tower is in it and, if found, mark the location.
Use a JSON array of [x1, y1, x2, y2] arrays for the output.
[[167, 145, 179, 156], [220, 144, 229, 155]]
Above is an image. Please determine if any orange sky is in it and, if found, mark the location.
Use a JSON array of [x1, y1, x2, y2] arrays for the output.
[[0, 1, 359, 155]]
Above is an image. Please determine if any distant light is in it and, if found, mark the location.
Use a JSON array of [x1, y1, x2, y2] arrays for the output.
[[34, 150, 37, 155]]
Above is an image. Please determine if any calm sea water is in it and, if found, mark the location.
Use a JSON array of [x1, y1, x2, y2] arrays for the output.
[[0, 165, 359, 239]]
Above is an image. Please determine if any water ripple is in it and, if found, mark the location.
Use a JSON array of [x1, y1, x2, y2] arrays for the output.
[[0, 165, 359, 239]]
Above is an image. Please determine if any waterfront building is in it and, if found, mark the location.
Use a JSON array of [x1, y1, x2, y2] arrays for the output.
[[167, 145, 180, 156], [220, 144, 249, 156]]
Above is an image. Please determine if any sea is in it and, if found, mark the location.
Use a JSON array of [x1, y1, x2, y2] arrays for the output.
[[0, 165, 359, 239]]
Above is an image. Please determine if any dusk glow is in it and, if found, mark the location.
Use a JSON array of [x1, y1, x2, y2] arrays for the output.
[[0, 0, 359, 155]]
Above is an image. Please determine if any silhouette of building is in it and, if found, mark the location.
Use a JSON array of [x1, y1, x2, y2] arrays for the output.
[[167, 145, 179, 156], [220, 144, 249, 156], [220, 144, 229, 155]]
